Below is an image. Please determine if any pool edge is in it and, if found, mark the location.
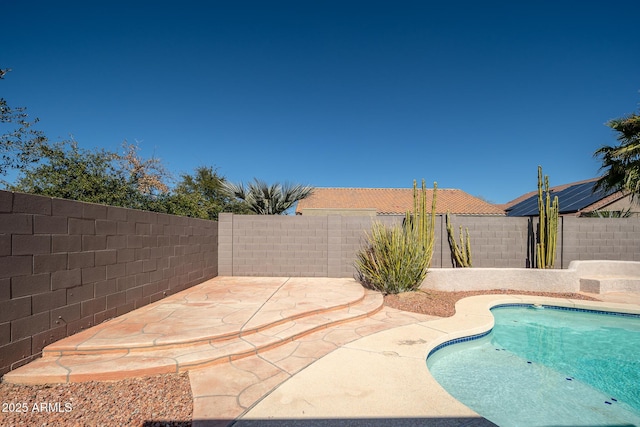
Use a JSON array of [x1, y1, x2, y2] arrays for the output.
[[418, 294, 640, 423]]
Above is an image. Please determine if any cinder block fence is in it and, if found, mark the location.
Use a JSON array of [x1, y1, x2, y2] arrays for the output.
[[0, 190, 218, 376], [1, 191, 640, 376], [217, 213, 640, 276]]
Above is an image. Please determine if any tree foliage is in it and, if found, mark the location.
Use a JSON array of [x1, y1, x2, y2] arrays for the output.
[[0, 68, 48, 177], [168, 166, 252, 220], [9, 139, 253, 219], [595, 112, 640, 200], [6, 135, 253, 219], [223, 179, 314, 215], [11, 139, 170, 210]]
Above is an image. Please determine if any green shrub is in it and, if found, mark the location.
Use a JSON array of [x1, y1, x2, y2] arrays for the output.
[[355, 221, 429, 295]]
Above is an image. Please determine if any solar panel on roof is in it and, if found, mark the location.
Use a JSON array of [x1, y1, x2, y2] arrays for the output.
[[506, 180, 616, 216], [506, 194, 540, 216], [553, 182, 615, 213]]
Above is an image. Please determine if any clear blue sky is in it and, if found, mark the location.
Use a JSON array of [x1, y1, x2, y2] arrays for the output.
[[3, 0, 639, 203]]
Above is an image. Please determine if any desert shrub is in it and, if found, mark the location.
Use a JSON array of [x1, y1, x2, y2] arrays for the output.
[[355, 221, 429, 295]]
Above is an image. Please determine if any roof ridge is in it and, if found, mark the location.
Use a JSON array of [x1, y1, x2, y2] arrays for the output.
[[296, 186, 506, 215], [309, 187, 458, 190]]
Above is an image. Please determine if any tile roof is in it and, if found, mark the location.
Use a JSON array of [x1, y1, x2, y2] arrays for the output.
[[296, 188, 505, 215]]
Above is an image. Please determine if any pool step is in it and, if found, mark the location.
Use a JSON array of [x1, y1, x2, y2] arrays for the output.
[[3, 290, 383, 384]]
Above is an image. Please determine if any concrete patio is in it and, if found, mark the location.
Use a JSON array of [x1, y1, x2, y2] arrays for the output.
[[3, 276, 640, 426]]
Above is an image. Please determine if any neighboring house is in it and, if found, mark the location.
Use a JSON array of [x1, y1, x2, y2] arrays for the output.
[[295, 187, 505, 216], [501, 177, 639, 217]]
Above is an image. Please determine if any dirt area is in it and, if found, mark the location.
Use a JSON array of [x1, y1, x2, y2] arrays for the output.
[[384, 288, 601, 318], [0, 372, 192, 427]]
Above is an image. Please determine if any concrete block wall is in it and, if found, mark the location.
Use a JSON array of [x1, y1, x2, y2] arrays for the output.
[[0, 190, 218, 376], [221, 214, 444, 279], [338, 216, 377, 278], [219, 213, 640, 277], [562, 217, 640, 263], [219, 214, 417, 278], [219, 214, 329, 277], [442, 215, 532, 268]]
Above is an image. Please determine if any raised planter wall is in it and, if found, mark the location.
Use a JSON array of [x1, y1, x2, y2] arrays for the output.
[[422, 267, 579, 293], [421, 260, 640, 293]]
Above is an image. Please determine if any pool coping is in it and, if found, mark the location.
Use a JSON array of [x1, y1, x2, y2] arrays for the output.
[[239, 294, 640, 424]]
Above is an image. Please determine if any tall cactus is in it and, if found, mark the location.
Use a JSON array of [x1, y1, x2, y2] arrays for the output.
[[536, 166, 559, 269], [404, 179, 437, 267], [446, 212, 472, 267]]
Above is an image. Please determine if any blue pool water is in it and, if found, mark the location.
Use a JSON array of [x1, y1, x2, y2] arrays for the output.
[[427, 305, 640, 426]]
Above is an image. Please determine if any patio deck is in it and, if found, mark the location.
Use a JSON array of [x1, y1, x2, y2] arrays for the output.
[[4, 276, 639, 426], [3, 276, 443, 424]]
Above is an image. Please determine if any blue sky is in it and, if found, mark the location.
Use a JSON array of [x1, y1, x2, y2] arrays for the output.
[[3, 0, 639, 204]]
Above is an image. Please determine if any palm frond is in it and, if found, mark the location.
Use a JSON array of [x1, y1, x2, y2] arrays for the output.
[[222, 178, 314, 214]]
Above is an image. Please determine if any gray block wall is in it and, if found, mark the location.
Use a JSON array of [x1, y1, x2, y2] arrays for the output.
[[218, 214, 406, 278], [219, 214, 329, 277], [219, 213, 640, 276], [442, 215, 533, 268], [0, 190, 218, 376], [561, 217, 640, 263]]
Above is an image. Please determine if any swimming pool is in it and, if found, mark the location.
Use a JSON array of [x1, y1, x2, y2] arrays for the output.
[[427, 305, 640, 426]]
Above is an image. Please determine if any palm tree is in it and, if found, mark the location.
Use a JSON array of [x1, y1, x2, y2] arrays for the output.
[[222, 179, 315, 215], [595, 112, 640, 200]]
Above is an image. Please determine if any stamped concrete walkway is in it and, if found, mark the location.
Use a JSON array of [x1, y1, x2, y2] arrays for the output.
[[6, 277, 639, 426], [4, 277, 396, 384], [3, 276, 440, 424], [236, 291, 640, 427]]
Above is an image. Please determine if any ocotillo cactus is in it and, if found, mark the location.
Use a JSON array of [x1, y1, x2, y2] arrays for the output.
[[536, 166, 559, 269], [446, 212, 472, 267], [404, 179, 437, 267]]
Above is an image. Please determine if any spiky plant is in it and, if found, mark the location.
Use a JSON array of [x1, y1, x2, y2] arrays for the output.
[[355, 179, 437, 294], [223, 179, 314, 215], [446, 212, 472, 267], [536, 166, 559, 269], [355, 221, 429, 295], [404, 179, 438, 267]]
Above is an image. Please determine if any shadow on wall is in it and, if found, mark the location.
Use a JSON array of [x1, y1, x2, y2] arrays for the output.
[[180, 418, 497, 427], [527, 217, 535, 268]]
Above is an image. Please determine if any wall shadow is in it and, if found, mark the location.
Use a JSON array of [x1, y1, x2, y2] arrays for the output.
[[172, 417, 497, 427]]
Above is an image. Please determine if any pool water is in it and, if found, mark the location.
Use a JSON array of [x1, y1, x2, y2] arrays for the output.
[[427, 306, 640, 427]]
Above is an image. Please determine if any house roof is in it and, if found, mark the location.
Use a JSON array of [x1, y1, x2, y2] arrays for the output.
[[503, 177, 623, 216], [296, 188, 506, 215]]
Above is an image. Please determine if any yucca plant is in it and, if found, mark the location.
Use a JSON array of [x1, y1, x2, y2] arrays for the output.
[[355, 221, 429, 295]]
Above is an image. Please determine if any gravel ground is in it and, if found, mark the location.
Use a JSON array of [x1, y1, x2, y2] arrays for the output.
[[0, 289, 599, 426], [0, 372, 192, 427], [384, 288, 600, 318]]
